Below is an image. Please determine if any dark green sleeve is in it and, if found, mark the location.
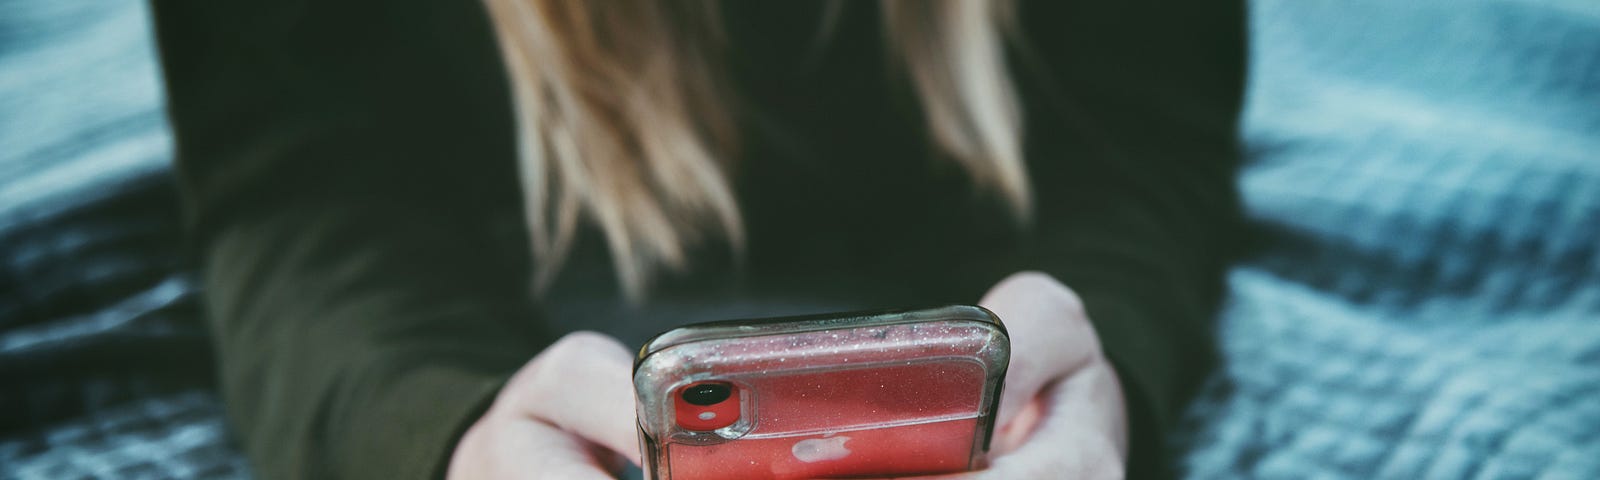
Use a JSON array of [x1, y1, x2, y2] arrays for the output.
[[150, 1, 550, 478], [1019, 0, 1246, 478]]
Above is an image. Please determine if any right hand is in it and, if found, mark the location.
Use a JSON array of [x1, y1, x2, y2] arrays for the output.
[[448, 332, 641, 479]]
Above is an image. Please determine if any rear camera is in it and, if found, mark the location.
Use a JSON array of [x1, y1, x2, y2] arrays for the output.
[[682, 382, 732, 406]]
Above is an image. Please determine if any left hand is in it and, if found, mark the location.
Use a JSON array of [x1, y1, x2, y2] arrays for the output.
[[898, 271, 1130, 479]]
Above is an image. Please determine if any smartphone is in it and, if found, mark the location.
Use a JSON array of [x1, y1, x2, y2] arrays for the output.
[[632, 305, 1010, 480]]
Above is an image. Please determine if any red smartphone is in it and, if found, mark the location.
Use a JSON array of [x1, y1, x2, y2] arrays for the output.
[[633, 305, 1010, 480]]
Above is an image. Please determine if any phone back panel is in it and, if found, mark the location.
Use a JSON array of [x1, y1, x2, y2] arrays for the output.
[[634, 306, 1009, 480]]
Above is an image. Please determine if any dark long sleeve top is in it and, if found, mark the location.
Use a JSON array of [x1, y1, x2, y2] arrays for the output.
[[150, 1, 1244, 478]]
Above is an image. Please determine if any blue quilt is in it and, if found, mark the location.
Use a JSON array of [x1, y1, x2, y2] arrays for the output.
[[0, 0, 246, 477], [1174, 0, 1600, 478]]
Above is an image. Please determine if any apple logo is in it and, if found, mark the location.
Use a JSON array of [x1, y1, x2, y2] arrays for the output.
[[791, 435, 852, 463]]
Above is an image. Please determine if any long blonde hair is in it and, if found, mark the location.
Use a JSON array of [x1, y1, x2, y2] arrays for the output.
[[482, 0, 1026, 298]]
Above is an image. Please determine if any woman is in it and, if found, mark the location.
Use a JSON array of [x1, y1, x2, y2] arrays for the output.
[[151, 0, 1243, 478]]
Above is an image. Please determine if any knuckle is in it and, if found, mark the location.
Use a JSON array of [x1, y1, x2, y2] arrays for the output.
[[545, 331, 628, 366], [1000, 271, 1056, 291], [516, 331, 629, 406], [1001, 271, 1086, 315], [555, 330, 621, 352]]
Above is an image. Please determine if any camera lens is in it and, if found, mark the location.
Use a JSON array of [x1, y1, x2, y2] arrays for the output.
[[681, 382, 732, 406]]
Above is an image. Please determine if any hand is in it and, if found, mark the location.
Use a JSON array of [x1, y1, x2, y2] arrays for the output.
[[448, 332, 640, 479], [912, 272, 1130, 479]]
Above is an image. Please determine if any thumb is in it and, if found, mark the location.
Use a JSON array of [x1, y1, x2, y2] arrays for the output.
[[504, 331, 641, 466], [977, 272, 1096, 430]]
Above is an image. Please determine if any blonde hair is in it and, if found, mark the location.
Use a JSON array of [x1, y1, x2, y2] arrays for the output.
[[483, 0, 1026, 298]]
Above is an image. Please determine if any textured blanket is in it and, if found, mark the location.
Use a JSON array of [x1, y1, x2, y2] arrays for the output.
[[0, 0, 246, 477], [1174, 0, 1600, 478]]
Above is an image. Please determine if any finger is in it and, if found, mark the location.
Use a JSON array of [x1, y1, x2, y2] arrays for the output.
[[450, 413, 625, 480], [509, 331, 642, 465], [989, 393, 1044, 454], [858, 363, 1128, 480], [982, 363, 1128, 479], [978, 272, 1099, 429]]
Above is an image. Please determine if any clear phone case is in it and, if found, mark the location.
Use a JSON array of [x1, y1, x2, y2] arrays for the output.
[[633, 305, 1010, 480]]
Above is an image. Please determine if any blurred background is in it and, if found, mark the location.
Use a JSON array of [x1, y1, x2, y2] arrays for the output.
[[0, 0, 247, 477], [2, 0, 1597, 479]]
